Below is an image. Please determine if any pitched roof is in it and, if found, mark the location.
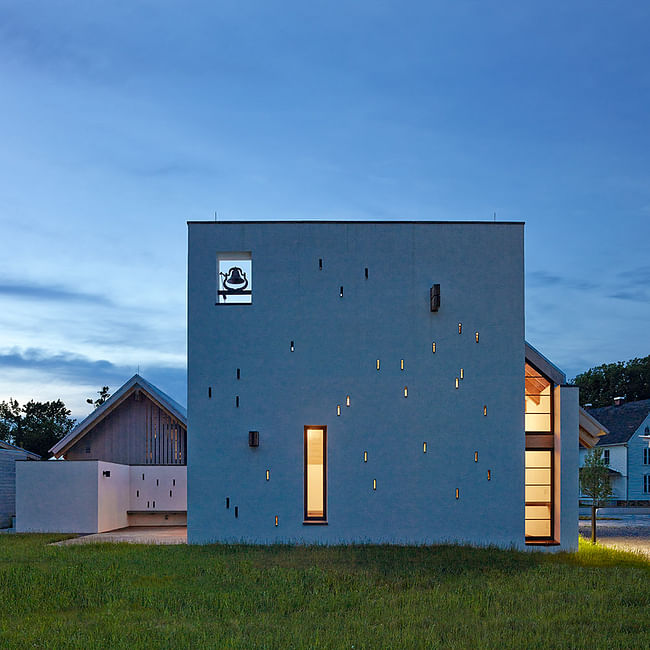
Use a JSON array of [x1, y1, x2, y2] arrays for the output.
[[587, 399, 650, 445], [525, 341, 566, 385], [579, 407, 609, 448], [0, 440, 41, 459], [49, 374, 187, 457]]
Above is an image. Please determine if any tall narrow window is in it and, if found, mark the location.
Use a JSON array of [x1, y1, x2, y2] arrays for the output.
[[304, 426, 327, 522], [525, 450, 552, 539], [525, 362, 552, 433]]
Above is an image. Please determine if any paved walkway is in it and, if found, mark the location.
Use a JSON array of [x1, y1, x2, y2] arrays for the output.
[[579, 514, 650, 557], [52, 526, 187, 546]]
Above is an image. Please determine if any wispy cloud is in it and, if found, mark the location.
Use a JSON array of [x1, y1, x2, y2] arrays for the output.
[[0, 278, 112, 305], [526, 270, 599, 292], [0, 347, 186, 409]]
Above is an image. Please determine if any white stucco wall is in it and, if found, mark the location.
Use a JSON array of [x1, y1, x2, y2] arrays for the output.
[[188, 221, 528, 546], [97, 462, 130, 533], [128, 466, 187, 511], [554, 385, 579, 551], [16, 461, 100, 533]]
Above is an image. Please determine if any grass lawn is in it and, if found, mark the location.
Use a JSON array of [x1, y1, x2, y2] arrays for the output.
[[1, 535, 649, 649]]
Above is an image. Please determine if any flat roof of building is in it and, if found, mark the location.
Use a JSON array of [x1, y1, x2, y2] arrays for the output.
[[188, 220, 525, 225]]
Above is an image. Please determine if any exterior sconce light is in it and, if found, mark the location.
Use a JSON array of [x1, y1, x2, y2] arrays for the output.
[[337, 405, 341, 416], [404, 386, 408, 398], [475, 332, 479, 343], [460, 368, 464, 380], [400, 359, 405, 371], [455, 377, 459, 389], [455, 488, 459, 499], [432, 342, 436, 353], [346, 395, 351, 407], [364, 451, 368, 462], [248, 431, 259, 447], [458, 323, 462, 334], [266, 470, 270, 481], [423, 442, 427, 453], [430, 284, 440, 312], [373, 479, 377, 490]]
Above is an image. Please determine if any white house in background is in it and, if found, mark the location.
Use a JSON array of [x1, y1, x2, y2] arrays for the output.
[[579, 398, 650, 503], [16, 374, 187, 533], [0, 441, 40, 529], [187, 220, 584, 550]]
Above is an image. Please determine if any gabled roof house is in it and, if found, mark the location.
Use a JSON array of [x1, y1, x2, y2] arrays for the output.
[[579, 398, 650, 502], [16, 375, 187, 533], [0, 441, 39, 529]]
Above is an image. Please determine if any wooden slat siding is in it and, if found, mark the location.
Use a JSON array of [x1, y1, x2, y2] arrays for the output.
[[0, 449, 34, 528], [66, 393, 186, 465]]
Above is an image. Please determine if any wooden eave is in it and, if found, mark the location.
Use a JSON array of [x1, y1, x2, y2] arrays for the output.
[[579, 407, 609, 449]]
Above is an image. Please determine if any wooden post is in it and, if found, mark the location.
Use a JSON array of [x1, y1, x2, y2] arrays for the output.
[[591, 504, 597, 544]]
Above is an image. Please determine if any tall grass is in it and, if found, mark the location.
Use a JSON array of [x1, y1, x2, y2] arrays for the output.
[[0, 535, 648, 648]]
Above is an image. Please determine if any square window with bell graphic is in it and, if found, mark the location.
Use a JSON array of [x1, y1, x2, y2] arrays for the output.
[[217, 253, 252, 304]]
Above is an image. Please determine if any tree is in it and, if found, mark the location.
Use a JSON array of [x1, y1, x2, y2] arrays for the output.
[[86, 386, 111, 408], [573, 355, 650, 407], [0, 399, 76, 458], [579, 447, 613, 543]]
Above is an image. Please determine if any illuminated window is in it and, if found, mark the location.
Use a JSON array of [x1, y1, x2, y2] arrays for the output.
[[304, 426, 327, 521], [376, 359, 380, 371], [337, 405, 341, 416], [483, 405, 487, 416], [458, 323, 462, 334], [373, 479, 377, 490], [432, 342, 436, 353], [487, 470, 491, 481], [460, 368, 464, 380], [217, 252, 252, 304], [455, 377, 459, 389], [364, 451, 368, 462], [474, 451, 478, 462], [423, 442, 427, 453], [346, 395, 351, 407], [455, 488, 459, 499], [266, 470, 270, 481], [525, 362, 552, 433], [475, 332, 479, 343], [404, 386, 408, 398], [400, 359, 404, 371], [275, 516, 279, 526], [525, 450, 552, 539]]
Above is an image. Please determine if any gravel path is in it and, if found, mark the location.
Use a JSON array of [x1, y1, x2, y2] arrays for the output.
[[579, 515, 650, 557]]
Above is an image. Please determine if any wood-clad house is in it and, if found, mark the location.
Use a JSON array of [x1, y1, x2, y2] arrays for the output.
[[0, 441, 40, 529], [16, 375, 187, 533]]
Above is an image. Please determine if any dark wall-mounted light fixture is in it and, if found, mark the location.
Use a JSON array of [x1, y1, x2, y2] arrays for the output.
[[249, 431, 259, 447], [430, 284, 441, 312]]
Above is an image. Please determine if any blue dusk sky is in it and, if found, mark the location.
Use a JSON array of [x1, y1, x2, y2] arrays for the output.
[[1, 1, 649, 419]]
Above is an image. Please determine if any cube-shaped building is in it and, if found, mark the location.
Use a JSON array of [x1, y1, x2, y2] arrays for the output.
[[187, 221, 578, 549]]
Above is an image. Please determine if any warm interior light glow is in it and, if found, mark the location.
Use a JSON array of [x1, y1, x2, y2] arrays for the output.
[[474, 451, 478, 462], [373, 479, 377, 490], [475, 332, 479, 343], [400, 359, 404, 370], [423, 442, 427, 453], [525, 363, 552, 432], [458, 323, 462, 334], [455, 488, 459, 499], [483, 405, 487, 416], [364, 451, 368, 462], [525, 450, 552, 538], [432, 342, 436, 353], [487, 470, 491, 481], [306, 427, 325, 519], [337, 405, 341, 416], [404, 386, 408, 398], [346, 395, 351, 407], [376, 359, 380, 370], [266, 470, 270, 481], [275, 516, 278, 526], [455, 377, 459, 389], [460, 368, 464, 380]]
